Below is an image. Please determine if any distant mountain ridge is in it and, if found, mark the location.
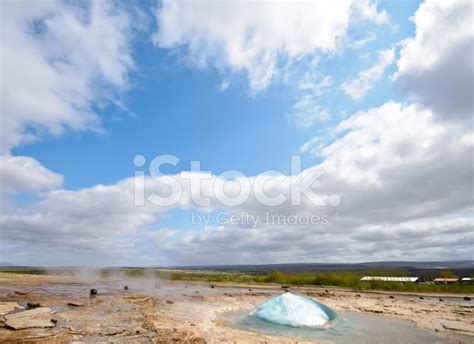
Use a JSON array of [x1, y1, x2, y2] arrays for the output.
[[173, 260, 474, 269], [1, 260, 472, 271], [167, 260, 474, 275], [0, 262, 14, 267]]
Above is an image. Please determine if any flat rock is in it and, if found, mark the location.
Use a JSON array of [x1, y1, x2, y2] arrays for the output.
[[442, 320, 474, 333], [4, 307, 56, 330], [0, 302, 22, 316]]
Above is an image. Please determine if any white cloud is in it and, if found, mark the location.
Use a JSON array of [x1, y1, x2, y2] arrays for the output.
[[352, 0, 389, 26], [0, 179, 159, 266], [2, 102, 472, 265], [0, 0, 135, 153], [292, 74, 333, 127], [162, 101, 472, 264], [153, 0, 387, 91], [350, 32, 377, 49], [312, 102, 473, 222], [341, 48, 394, 100], [393, 0, 473, 121], [0, 155, 63, 194], [154, 215, 473, 265]]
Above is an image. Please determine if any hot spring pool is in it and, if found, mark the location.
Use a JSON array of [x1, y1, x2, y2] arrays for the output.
[[227, 310, 446, 343], [224, 293, 445, 343]]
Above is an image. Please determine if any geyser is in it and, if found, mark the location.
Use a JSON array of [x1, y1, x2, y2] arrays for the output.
[[249, 292, 336, 327]]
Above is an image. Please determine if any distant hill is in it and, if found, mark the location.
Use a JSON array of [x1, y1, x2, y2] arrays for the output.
[[0, 262, 15, 267], [166, 260, 474, 277], [354, 260, 474, 269]]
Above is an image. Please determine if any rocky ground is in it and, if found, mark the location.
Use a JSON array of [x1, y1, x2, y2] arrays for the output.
[[0, 273, 473, 343]]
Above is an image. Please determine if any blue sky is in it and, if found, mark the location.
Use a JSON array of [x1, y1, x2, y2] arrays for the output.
[[1, 0, 472, 266], [12, 0, 419, 188]]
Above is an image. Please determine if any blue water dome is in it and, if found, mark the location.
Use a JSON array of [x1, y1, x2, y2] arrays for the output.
[[249, 292, 336, 327]]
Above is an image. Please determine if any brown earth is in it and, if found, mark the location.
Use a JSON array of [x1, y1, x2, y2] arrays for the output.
[[0, 273, 472, 343]]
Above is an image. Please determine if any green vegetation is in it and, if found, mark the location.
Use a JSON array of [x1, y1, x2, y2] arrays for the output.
[[0, 267, 48, 275], [153, 268, 474, 294], [440, 269, 455, 278], [122, 268, 146, 277], [1, 266, 473, 294]]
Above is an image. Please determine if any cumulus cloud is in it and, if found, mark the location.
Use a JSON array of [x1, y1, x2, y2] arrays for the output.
[[352, 0, 389, 26], [160, 102, 472, 264], [0, 155, 63, 194], [0, 0, 135, 153], [0, 178, 163, 266], [155, 215, 473, 265], [303, 102, 473, 223], [2, 102, 472, 264], [393, 0, 473, 121], [341, 48, 394, 100], [153, 0, 387, 91]]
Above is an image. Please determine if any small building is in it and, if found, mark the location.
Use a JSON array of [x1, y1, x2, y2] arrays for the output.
[[361, 276, 420, 283], [433, 277, 460, 284], [460, 277, 474, 285]]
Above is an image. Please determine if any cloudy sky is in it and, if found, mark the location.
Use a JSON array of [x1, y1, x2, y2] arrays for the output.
[[0, 0, 472, 267]]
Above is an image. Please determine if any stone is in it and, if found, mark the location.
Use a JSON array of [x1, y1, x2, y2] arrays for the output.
[[442, 320, 474, 333], [4, 307, 55, 330], [0, 302, 22, 316], [27, 302, 41, 308]]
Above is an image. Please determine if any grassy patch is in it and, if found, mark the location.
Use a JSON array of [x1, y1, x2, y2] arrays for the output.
[[1, 267, 472, 294], [159, 268, 474, 293]]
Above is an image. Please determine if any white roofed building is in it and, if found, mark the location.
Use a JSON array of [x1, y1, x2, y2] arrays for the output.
[[361, 276, 420, 283]]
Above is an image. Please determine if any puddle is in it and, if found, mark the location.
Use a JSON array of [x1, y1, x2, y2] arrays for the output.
[[224, 309, 448, 343]]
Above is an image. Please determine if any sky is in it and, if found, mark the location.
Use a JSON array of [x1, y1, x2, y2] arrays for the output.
[[0, 0, 472, 267]]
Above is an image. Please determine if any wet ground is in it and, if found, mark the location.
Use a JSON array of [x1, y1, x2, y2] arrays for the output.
[[0, 273, 473, 343], [225, 310, 449, 343]]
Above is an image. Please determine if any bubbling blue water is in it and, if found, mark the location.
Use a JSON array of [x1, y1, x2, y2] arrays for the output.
[[249, 292, 336, 327]]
